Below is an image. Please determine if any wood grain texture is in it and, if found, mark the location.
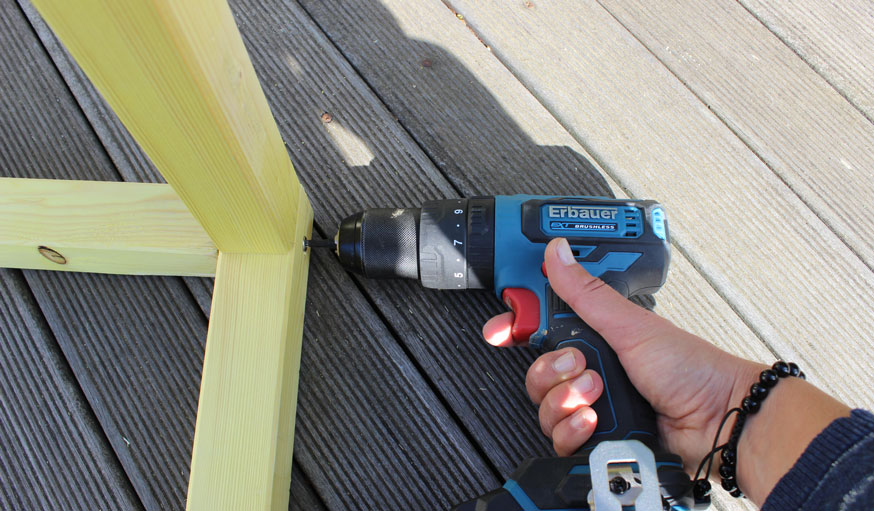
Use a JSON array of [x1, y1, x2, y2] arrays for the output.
[[187, 194, 312, 511], [0, 269, 142, 511], [30, 0, 304, 253], [596, 0, 874, 270], [738, 0, 874, 124], [0, 178, 216, 276], [16, 0, 163, 185], [444, 0, 874, 405]]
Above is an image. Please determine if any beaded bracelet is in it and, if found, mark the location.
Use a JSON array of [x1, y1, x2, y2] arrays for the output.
[[691, 361, 805, 503]]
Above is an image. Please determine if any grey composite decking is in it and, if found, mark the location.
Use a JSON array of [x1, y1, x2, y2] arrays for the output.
[[1, 0, 872, 510]]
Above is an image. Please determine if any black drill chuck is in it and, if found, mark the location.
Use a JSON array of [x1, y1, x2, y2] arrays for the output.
[[335, 198, 495, 288], [336, 207, 421, 279]]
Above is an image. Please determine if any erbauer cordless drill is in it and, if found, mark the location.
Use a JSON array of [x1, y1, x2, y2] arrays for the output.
[[308, 195, 707, 511]]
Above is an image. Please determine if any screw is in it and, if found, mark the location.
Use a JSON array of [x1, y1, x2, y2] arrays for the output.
[[320, 112, 333, 123], [609, 476, 630, 495]]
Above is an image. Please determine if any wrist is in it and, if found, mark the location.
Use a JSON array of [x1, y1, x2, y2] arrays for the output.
[[717, 359, 767, 447], [705, 361, 851, 505]]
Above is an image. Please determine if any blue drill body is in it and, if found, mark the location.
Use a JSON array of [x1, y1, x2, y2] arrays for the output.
[[332, 195, 701, 510], [492, 195, 669, 348]]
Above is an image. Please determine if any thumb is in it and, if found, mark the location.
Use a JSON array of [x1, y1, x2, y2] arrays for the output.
[[543, 238, 663, 353]]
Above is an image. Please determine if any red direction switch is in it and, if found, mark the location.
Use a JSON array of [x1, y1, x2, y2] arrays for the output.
[[501, 288, 541, 344]]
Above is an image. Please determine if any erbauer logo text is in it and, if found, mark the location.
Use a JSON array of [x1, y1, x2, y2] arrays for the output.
[[547, 205, 617, 220]]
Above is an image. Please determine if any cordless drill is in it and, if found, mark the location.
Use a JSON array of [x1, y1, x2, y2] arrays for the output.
[[308, 195, 706, 510]]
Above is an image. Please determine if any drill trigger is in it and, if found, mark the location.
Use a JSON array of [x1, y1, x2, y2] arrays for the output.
[[501, 288, 541, 344]]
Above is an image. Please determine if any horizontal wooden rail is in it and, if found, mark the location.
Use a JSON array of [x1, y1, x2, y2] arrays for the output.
[[0, 178, 216, 276]]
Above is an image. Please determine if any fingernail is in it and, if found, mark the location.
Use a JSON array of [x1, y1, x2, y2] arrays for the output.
[[572, 372, 594, 394], [552, 352, 576, 374], [571, 407, 596, 429], [556, 238, 576, 266]]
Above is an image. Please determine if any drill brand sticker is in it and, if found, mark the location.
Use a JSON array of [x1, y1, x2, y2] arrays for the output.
[[547, 205, 618, 220], [540, 203, 642, 239]]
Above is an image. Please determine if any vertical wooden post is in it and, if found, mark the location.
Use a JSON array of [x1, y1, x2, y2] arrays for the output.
[[28, 1, 313, 509], [188, 193, 312, 510]]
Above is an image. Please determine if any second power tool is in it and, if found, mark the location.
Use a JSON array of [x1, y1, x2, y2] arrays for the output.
[[310, 195, 705, 510]]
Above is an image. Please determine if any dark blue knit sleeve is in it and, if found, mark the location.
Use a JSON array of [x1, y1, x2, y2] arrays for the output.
[[762, 409, 874, 511]]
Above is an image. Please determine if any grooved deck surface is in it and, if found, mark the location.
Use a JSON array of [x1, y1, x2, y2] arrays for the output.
[[1, 0, 872, 510]]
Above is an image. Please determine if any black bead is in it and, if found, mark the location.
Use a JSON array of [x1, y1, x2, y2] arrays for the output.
[[772, 361, 791, 378], [760, 369, 779, 388], [742, 396, 761, 413], [719, 463, 735, 479], [750, 382, 769, 399], [693, 479, 711, 500], [788, 362, 801, 377], [728, 430, 741, 449], [721, 477, 737, 491], [730, 488, 744, 498], [721, 447, 736, 465], [799, 371, 806, 380]]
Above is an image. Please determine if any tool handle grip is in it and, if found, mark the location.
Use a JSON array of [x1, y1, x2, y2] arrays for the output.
[[543, 318, 658, 454]]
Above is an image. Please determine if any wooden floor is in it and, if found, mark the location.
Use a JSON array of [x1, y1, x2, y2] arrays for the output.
[[2, 0, 873, 509]]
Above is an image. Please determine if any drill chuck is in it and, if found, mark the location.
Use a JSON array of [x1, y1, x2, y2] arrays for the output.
[[336, 198, 496, 289], [336, 207, 421, 280]]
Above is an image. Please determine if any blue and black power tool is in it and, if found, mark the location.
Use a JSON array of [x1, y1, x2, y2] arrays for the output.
[[311, 195, 707, 510]]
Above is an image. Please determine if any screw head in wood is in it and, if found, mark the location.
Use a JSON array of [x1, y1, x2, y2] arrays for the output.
[[38, 246, 67, 265]]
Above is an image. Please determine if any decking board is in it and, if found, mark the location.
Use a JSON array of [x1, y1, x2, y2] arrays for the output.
[[0, 269, 142, 511], [23, 271, 207, 510], [739, 0, 874, 124], [0, 0, 118, 183], [597, 0, 874, 270], [294, 250, 499, 509]]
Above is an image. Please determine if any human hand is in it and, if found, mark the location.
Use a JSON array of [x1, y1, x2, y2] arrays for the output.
[[482, 237, 762, 467]]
